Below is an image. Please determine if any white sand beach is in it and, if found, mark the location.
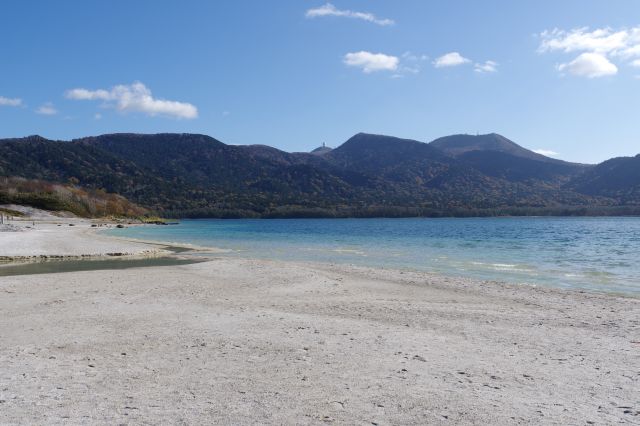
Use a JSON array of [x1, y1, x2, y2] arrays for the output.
[[0, 212, 163, 261], [0, 218, 638, 425]]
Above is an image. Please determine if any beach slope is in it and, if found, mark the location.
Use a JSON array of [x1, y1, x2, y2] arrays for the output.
[[0, 226, 638, 424]]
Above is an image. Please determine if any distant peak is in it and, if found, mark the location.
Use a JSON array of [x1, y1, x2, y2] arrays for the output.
[[311, 143, 332, 155], [343, 132, 425, 145], [25, 135, 47, 141], [429, 133, 554, 161], [352, 132, 396, 139]]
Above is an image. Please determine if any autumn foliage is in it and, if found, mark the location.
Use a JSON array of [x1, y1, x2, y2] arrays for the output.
[[0, 177, 147, 217]]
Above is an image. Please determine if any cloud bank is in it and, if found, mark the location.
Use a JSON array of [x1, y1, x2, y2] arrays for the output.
[[66, 82, 198, 119], [539, 27, 640, 56], [539, 26, 640, 78], [306, 3, 394, 26], [344, 50, 496, 77]]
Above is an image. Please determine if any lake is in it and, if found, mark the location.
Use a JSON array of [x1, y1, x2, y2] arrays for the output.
[[106, 217, 640, 295]]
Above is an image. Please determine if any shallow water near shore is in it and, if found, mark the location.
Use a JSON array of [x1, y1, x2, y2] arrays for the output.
[[0, 256, 202, 277], [105, 217, 640, 295]]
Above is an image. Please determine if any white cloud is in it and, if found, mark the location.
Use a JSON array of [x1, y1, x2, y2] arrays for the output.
[[631, 59, 640, 68], [306, 3, 394, 26], [402, 52, 428, 62], [66, 88, 111, 100], [344, 51, 399, 73], [474, 60, 498, 73], [539, 26, 640, 77], [383, 52, 427, 77], [401, 66, 420, 74], [533, 149, 559, 157], [94, 113, 102, 120], [539, 27, 634, 55], [434, 52, 471, 68], [557, 52, 618, 78], [65, 81, 198, 119], [36, 102, 58, 115], [0, 96, 22, 107]]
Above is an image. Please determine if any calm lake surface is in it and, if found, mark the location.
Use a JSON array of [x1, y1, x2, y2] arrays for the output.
[[106, 217, 640, 295]]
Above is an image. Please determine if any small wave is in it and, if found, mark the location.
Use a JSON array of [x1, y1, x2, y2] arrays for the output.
[[491, 267, 535, 273], [469, 261, 534, 272], [470, 261, 517, 267], [332, 248, 367, 256]]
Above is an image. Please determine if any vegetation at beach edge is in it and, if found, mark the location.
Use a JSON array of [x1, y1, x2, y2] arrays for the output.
[[0, 177, 148, 219]]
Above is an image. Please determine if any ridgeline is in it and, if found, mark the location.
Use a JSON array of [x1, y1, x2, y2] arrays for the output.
[[1, 132, 639, 218]]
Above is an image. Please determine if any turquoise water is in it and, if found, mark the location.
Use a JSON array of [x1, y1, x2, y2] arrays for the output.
[[106, 217, 640, 295]]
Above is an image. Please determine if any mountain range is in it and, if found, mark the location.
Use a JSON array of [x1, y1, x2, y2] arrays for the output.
[[1, 132, 639, 218]]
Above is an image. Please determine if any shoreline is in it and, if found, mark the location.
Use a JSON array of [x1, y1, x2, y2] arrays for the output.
[[3, 215, 636, 304], [104, 224, 640, 300], [0, 220, 230, 278], [1, 217, 638, 299], [1, 215, 639, 424], [0, 219, 165, 260], [0, 216, 218, 263]]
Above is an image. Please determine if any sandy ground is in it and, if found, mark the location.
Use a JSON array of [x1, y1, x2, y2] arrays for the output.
[[0, 219, 639, 425], [0, 213, 163, 260]]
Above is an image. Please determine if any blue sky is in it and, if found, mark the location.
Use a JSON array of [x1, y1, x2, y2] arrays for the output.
[[1, 1, 639, 163]]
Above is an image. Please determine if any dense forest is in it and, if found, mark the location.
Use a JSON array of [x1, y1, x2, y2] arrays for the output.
[[1, 132, 639, 218]]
